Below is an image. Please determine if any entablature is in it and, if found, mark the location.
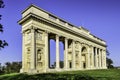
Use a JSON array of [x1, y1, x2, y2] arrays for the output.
[[18, 5, 107, 48]]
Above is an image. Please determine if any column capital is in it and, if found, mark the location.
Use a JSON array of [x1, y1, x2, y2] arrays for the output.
[[31, 28, 35, 33], [21, 29, 29, 34], [45, 30, 50, 34], [72, 39, 75, 42], [64, 37, 68, 40], [56, 34, 60, 37], [44, 32, 48, 36], [89, 45, 94, 48], [65, 37, 68, 41], [22, 32, 25, 36], [21, 30, 25, 34], [30, 26, 38, 32]]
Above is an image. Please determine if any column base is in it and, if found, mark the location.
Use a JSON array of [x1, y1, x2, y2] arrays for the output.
[[20, 68, 24, 73], [28, 69, 37, 74], [55, 68, 61, 71], [103, 67, 107, 69], [72, 67, 75, 71], [64, 68, 69, 71], [86, 67, 91, 69]]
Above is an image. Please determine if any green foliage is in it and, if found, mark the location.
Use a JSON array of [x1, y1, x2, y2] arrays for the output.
[[107, 57, 114, 69], [0, 62, 22, 74], [0, 73, 95, 80], [0, 0, 8, 50], [0, 0, 5, 8], [106, 49, 114, 69]]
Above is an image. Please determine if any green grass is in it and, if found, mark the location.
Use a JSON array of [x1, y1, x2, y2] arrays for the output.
[[59, 69, 120, 80], [0, 69, 120, 80]]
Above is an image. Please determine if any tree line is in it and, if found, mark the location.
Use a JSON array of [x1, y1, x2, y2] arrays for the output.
[[0, 61, 22, 75]]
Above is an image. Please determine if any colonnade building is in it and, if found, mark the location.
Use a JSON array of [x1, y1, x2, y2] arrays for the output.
[[18, 5, 107, 73]]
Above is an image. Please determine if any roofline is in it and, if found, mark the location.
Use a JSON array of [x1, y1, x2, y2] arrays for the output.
[[22, 4, 77, 27], [20, 4, 106, 45], [18, 13, 107, 47]]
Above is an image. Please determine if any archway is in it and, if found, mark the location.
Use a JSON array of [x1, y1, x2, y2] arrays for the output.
[[81, 47, 87, 69]]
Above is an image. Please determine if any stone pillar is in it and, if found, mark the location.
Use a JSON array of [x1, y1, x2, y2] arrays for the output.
[[95, 47, 98, 69], [79, 43, 82, 69], [91, 46, 94, 69], [87, 47, 90, 69], [64, 38, 68, 69], [101, 50, 104, 68], [72, 40, 75, 69], [30, 28, 36, 71], [44, 32, 49, 71], [20, 32, 25, 73], [104, 50, 107, 68], [56, 35, 60, 69], [99, 49, 101, 69]]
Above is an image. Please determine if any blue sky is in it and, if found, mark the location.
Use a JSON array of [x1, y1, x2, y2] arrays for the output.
[[0, 0, 120, 66]]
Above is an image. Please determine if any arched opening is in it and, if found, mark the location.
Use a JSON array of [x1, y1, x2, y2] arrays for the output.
[[81, 47, 87, 69]]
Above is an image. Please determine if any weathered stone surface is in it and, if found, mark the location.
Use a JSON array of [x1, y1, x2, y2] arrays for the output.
[[18, 5, 107, 73]]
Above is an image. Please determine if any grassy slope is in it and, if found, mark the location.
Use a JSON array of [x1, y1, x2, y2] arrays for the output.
[[60, 69, 120, 79], [0, 69, 120, 80]]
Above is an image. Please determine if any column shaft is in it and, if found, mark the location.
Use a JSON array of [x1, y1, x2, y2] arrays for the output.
[[104, 50, 107, 68], [45, 32, 49, 70], [95, 48, 98, 68], [56, 35, 59, 69], [99, 49, 101, 68], [64, 38, 68, 69], [91, 47, 94, 68], [87, 47, 90, 69], [22, 32, 25, 70], [101, 50, 104, 68], [72, 40, 75, 69], [79, 44, 82, 69], [31, 28, 36, 70]]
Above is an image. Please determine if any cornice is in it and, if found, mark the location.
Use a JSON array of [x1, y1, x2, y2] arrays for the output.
[[18, 13, 106, 47]]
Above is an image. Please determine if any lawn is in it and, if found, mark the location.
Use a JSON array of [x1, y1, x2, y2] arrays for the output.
[[0, 69, 120, 80]]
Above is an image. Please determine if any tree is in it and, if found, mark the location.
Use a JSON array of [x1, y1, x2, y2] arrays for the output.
[[0, 0, 8, 50], [1, 61, 22, 74], [106, 49, 114, 69], [106, 57, 114, 69]]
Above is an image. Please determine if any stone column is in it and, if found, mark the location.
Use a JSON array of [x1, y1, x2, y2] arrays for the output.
[[30, 28, 36, 71], [102, 50, 105, 68], [87, 47, 90, 69], [101, 49, 104, 68], [91, 46, 94, 69], [104, 50, 107, 68], [56, 35, 60, 69], [20, 32, 25, 73], [64, 38, 68, 69], [72, 40, 75, 69], [99, 49, 101, 69], [79, 43, 82, 69], [44, 32, 49, 71], [95, 47, 98, 69]]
